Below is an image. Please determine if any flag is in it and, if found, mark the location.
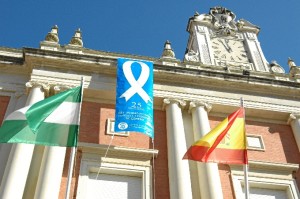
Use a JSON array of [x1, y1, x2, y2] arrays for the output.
[[0, 86, 82, 147], [183, 108, 247, 164], [114, 58, 154, 138]]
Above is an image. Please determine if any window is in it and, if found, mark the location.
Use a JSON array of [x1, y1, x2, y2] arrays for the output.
[[231, 161, 300, 199], [86, 171, 142, 199], [247, 134, 265, 151], [76, 142, 158, 199]]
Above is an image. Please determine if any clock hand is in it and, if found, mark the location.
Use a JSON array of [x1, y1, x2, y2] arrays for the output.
[[225, 39, 233, 53], [218, 39, 231, 52]]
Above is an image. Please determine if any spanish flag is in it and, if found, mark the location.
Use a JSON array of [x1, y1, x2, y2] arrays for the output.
[[183, 108, 248, 164]]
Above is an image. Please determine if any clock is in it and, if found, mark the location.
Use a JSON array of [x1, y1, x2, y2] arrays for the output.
[[211, 38, 249, 63]]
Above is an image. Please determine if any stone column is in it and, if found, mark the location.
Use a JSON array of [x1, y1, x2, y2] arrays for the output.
[[163, 99, 193, 199], [0, 82, 45, 199], [0, 93, 27, 184], [34, 85, 68, 199], [22, 84, 50, 199], [288, 113, 300, 152], [189, 101, 224, 199]]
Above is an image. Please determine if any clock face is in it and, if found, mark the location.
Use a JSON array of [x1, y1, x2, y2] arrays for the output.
[[211, 38, 249, 63]]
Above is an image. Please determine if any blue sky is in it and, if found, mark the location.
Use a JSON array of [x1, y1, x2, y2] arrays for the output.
[[1, 1, 299, 73]]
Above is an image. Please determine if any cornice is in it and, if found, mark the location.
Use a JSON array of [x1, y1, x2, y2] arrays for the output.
[[78, 142, 159, 160], [155, 89, 300, 113], [230, 160, 299, 174]]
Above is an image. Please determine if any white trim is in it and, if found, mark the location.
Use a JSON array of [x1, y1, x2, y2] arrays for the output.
[[246, 134, 265, 151], [106, 118, 130, 137], [231, 161, 300, 199], [76, 143, 157, 199]]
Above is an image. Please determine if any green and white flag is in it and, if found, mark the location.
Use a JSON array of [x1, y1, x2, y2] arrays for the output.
[[0, 86, 82, 147]]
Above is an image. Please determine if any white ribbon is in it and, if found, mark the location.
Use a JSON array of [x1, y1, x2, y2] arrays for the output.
[[120, 60, 151, 103]]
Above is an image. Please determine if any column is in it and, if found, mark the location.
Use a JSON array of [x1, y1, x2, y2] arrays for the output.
[[0, 82, 45, 199], [0, 93, 27, 184], [189, 101, 224, 199], [34, 85, 68, 199], [23, 84, 50, 199], [163, 99, 193, 199], [288, 113, 300, 152]]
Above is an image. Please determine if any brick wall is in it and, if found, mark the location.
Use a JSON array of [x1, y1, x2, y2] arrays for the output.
[[210, 116, 300, 198], [59, 101, 170, 198], [0, 96, 10, 124]]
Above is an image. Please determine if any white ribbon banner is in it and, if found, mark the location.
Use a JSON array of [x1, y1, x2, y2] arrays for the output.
[[120, 60, 151, 103]]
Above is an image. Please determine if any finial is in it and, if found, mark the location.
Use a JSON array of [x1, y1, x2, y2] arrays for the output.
[[161, 40, 175, 59], [288, 58, 300, 79], [288, 57, 296, 68], [44, 25, 59, 43], [69, 28, 83, 47]]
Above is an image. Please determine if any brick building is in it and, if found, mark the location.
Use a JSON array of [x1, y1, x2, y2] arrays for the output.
[[0, 6, 300, 199]]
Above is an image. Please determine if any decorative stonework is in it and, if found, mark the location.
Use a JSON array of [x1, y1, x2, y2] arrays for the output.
[[53, 85, 72, 94], [269, 61, 285, 74], [161, 40, 175, 59], [25, 81, 50, 97], [184, 49, 199, 62], [288, 58, 300, 79], [44, 25, 59, 43], [69, 28, 83, 47], [162, 98, 186, 110], [287, 113, 300, 124], [210, 7, 238, 36], [188, 101, 212, 113]]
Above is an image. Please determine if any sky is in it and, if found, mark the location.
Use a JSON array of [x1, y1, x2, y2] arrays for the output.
[[1, 1, 299, 73]]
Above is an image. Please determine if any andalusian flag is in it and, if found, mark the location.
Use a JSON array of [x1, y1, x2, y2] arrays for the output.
[[183, 108, 247, 164], [0, 86, 82, 147]]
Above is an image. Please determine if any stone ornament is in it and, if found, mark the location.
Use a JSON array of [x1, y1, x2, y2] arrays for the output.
[[210, 7, 238, 36], [288, 58, 300, 79], [69, 28, 83, 47], [25, 81, 50, 97], [269, 61, 285, 74], [45, 25, 59, 43], [162, 98, 186, 110], [287, 113, 300, 124], [161, 40, 175, 59], [184, 49, 199, 62], [189, 101, 212, 113]]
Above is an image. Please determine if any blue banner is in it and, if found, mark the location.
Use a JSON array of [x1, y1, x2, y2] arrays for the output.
[[115, 58, 154, 138]]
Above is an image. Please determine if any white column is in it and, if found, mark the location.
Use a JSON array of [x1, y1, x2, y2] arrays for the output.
[[288, 113, 300, 152], [34, 147, 66, 199], [0, 83, 45, 199], [0, 93, 27, 184], [34, 85, 68, 199], [189, 101, 224, 199], [163, 99, 193, 199]]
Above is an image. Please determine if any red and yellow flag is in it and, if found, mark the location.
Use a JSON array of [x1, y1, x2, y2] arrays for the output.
[[183, 108, 248, 164]]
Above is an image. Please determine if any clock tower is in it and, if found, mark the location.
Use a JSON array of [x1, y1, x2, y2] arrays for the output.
[[184, 7, 275, 72]]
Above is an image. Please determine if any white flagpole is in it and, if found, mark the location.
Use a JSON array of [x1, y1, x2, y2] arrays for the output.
[[241, 97, 249, 199], [65, 77, 84, 199]]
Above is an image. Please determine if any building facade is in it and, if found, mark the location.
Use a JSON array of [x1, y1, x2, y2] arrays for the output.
[[0, 6, 300, 199]]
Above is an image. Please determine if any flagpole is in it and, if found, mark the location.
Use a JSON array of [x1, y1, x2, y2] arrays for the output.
[[65, 77, 84, 199], [241, 97, 249, 199]]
